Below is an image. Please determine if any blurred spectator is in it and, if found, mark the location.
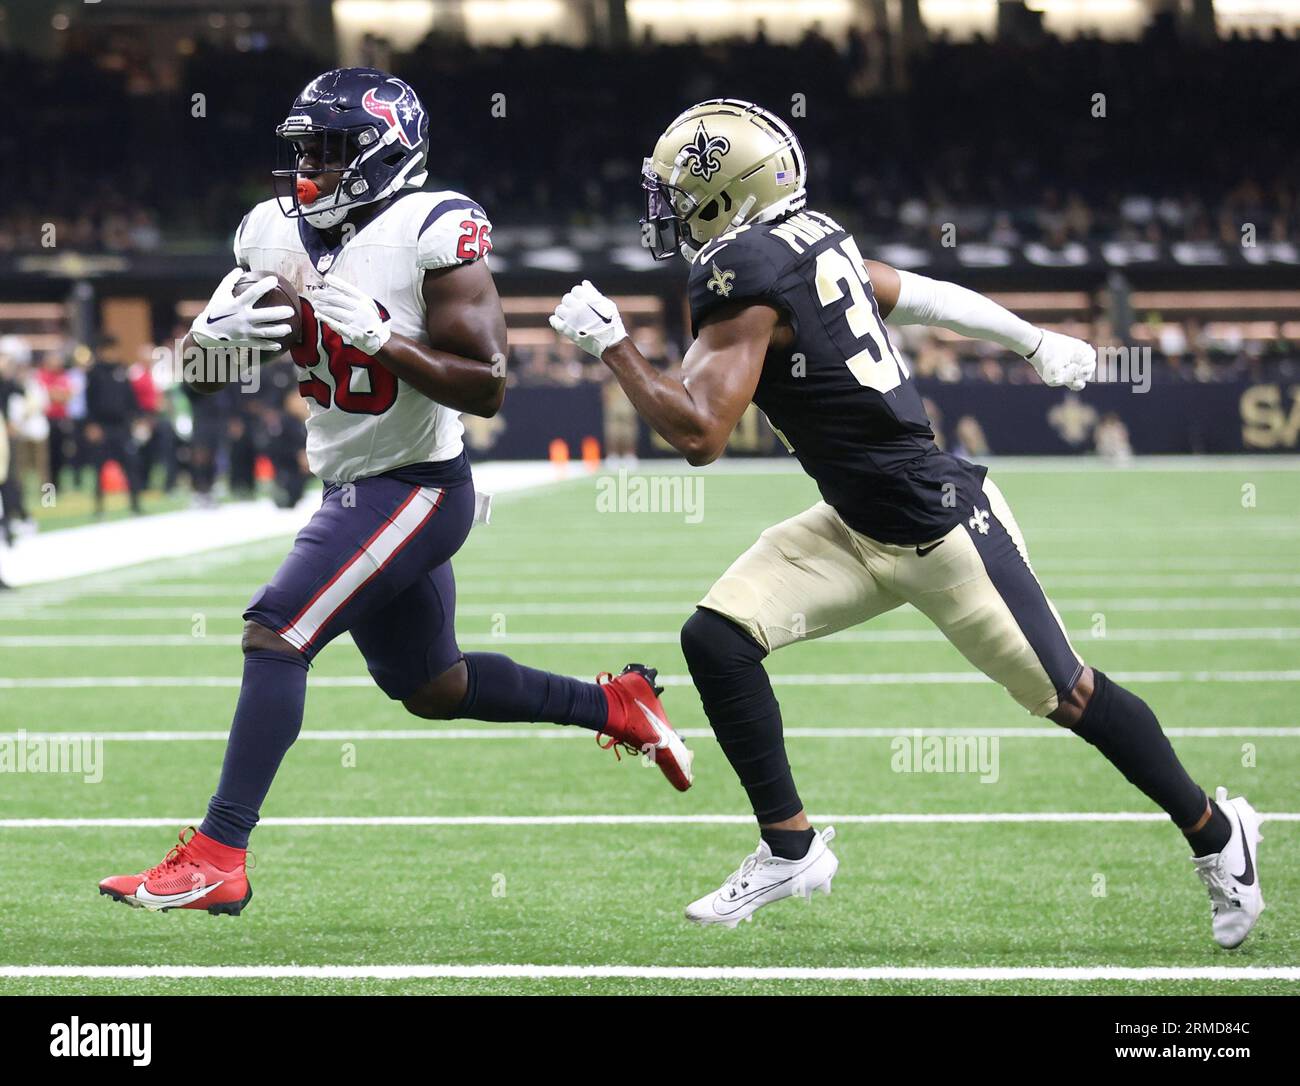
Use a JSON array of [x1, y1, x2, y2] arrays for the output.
[[953, 416, 991, 459], [37, 355, 76, 489], [0, 339, 46, 533], [0, 391, 11, 580], [263, 390, 310, 508], [185, 383, 230, 508], [1095, 412, 1134, 464], [7, 359, 51, 506], [84, 351, 143, 515]]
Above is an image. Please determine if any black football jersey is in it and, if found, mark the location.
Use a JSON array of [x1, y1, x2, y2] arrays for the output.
[[687, 209, 987, 544]]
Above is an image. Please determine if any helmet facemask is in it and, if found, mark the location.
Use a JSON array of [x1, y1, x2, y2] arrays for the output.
[[273, 119, 424, 229], [641, 159, 752, 261], [273, 124, 375, 228], [641, 160, 696, 261]]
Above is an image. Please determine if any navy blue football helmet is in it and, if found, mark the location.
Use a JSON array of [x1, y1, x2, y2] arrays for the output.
[[273, 67, 429, 228]]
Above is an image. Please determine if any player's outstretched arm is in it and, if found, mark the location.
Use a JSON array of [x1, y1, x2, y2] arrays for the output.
[[550, 280, 774, 466], [309, 260, 507, 417], [863, 258, 1097, 391]]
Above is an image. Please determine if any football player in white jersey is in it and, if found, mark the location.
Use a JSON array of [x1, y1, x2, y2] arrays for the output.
[[99, 68, 693, 916]]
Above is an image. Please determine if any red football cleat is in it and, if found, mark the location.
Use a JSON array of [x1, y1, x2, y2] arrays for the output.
[[99, 827, 252, 915], [597, 663, 694, 791]]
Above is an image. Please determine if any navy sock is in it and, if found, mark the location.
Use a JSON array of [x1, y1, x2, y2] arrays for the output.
[[199, 649, 309, 849], [680, 608, 804, 824], [762, 827, 816, 860], [457, 652, 607, 730], [1068, 669, 1210, 831]]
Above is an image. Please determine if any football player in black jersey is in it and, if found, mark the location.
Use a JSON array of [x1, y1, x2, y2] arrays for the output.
[[550, 99, 1262, 946]]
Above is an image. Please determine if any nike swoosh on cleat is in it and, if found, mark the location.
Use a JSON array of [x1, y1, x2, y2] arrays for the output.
[[1231, 811, 1255, 885], [916, 540, 945, 557], [133, 880, 224, 909], [586, 303, 613, 325], [712, 871, 804, 915], [634, 698, 669, 745]]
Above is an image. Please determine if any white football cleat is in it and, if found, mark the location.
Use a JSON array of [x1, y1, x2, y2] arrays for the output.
[[685, 826, 838, 928], [1191, 787, 1264, 950]]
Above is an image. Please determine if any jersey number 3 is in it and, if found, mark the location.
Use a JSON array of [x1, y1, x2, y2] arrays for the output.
[[290, 299, 398, 415], [815, 236, 910, 394]]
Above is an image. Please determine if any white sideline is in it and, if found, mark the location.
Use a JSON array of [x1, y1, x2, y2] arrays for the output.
[[0, 461, 570, 588], [1, 964, 1297, 982], [3, 812, 1298, 829], [5, 726, 1299, 741], [5, 669, 1300, 689]]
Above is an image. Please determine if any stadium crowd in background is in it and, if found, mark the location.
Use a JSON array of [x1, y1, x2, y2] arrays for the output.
[[0, 25, 1296, 252], [0, 17, 1296, 518], [0, 335, 310, 531]]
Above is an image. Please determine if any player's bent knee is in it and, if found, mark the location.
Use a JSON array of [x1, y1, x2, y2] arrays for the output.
[[681, 607, 765, 676], [402, 660, 468, 720], [241, 620, 299, 656], [1049, 666, 1095, 727]]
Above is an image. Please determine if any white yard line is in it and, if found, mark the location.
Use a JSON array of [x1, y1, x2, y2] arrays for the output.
[[3, 813, 1298, 829], [3, 626, 1300, 648], [5, 726, 1298, 741], [5, 669, 1299, 689], [10, 598, 1300, 620], [9, 574, 1299, 598], [1, 964, 1297, 982]]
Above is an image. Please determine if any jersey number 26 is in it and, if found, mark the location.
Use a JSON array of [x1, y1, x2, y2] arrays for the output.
[[290, 299, 398, 415]]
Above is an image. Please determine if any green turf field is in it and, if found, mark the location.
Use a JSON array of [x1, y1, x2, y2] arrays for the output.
[[1, 461, 1297, 995]]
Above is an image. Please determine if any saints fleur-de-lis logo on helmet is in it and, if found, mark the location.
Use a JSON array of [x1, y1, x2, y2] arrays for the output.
[[680, 121, 731, 181]]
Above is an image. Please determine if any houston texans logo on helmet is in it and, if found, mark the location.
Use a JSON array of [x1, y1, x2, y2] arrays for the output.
[[362, 83, 418, 149]]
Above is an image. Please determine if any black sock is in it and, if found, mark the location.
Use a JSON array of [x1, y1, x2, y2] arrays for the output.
[[1067, 669, 1209, 830], [457, 652, 607, 730], [680, 608, 803, 824], [761, 826, 817, 860], [1186, 800, 1232, 857]]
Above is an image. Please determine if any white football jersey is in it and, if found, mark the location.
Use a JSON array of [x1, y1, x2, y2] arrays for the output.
[[233, 189, 493, 482]]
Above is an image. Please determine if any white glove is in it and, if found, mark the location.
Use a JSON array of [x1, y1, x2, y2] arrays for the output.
[[308, 275, 391, 356], [548, 280, 628, 359], [191, 268, 295, 353], [1025, 329, 1097, 392]]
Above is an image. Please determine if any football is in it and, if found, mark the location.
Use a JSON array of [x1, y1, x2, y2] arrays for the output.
[[233, 270, 303, 349]]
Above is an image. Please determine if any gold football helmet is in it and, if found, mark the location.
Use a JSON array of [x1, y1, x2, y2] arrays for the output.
[[641, 98, 807, 261]]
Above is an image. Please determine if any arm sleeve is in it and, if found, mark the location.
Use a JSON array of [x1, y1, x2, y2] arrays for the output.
[[885, 269, 1042, 357]]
